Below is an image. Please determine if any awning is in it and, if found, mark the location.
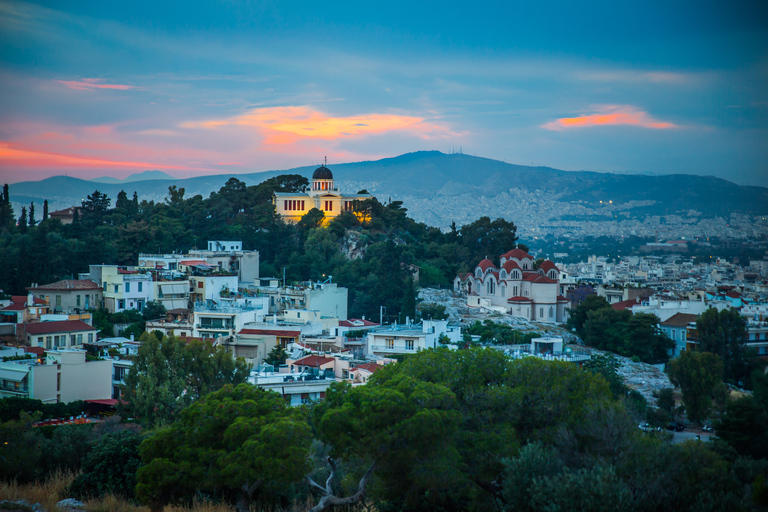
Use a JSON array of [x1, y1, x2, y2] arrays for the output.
[[0, 369, 28, 382], [162, 299, 188, 310], [160, 283, 188, 294]]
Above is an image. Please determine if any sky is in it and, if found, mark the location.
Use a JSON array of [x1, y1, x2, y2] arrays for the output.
[[0, 0, 767, 186]]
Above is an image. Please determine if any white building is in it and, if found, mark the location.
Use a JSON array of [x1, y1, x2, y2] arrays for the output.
[[138, 241, 259, 284], [365, 320, 460, 357], [192, 297, 268, 339], [0, 349, 112, 403], [454, 249, 568, 323], [88, 265, 152, 313], [273, 164, 371, 224]]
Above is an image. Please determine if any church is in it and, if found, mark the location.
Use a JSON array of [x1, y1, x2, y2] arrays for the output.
[[273, 163, 371, 223], [454, 248, 569, 323]]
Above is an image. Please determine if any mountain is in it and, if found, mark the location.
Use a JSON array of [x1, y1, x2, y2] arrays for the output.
[[91, 170, 177, 184], [8, 151, 768, 233]]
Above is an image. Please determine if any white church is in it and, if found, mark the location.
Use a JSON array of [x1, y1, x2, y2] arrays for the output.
[[273, 163, 371, 223], [454, 248, 569, 323]]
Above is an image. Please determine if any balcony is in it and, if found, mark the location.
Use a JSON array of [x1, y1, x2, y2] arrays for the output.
[[371, 345, 416, 352]]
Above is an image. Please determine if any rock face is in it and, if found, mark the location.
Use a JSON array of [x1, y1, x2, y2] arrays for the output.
[[55, 499, 85, 510], [0, 499, 47, 512]]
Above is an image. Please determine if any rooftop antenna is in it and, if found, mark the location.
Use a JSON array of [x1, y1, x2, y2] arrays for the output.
[[324, 156, 327, 166]]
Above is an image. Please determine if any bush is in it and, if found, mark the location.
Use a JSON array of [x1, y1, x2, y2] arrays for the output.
[[68, 430, 143, 500]]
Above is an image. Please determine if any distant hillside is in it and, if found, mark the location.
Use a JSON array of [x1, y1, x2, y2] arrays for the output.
[[91, 170, 177, 184], [8, 151, 768, 229]]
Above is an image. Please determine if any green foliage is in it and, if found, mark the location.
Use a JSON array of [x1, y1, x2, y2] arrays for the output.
[[462, 320, 537, 345], [666, 350, 724, 422], [68, 430, 143, 500], [0, 397, 86, 422], [264, 345, 288, 367], [655, 387, 675, 413], [697, 307, 750, 385], [136, 384, 311, 511], [715, 396, 768, 459], [0, 411, 42, 482], [418, 302, 448, 320], [142, 300, 167, 321], [572, 297, 672, 363], [567, 293, 609, 338], [121, 334, 249, 428]]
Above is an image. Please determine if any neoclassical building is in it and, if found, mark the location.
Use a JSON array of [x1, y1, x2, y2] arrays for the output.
[[273, 164, 371, 223], [454, 249, 568, 323]]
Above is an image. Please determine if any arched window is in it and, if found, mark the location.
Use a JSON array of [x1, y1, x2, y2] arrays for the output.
[[500, 270, 507, 279], [501, 285, 506, 297], [476, 269, 482, 278], [513, 285, 518, 296], [486, 280, 495, 295], [524, 289, 529, 297], [549, 306, 554, 317]]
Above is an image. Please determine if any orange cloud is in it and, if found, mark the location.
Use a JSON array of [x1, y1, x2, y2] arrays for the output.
[[56, 78, 138, 91], [542, 106, 677, 131], [182, 105, 452, 144], [0, 142, 190, 170]]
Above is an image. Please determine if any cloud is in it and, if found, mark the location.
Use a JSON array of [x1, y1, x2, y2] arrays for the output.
[[541, 105, 678, 131], [56, 78, 138, 91], [181, 105, 454, 145]]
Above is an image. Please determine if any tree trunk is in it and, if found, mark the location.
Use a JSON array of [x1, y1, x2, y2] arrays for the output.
[[307, 458, 377, 512]]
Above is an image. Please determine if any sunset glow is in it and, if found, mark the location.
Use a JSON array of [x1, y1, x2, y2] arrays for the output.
[[56, 78, 138, 91], [542, 106, 677, 131]]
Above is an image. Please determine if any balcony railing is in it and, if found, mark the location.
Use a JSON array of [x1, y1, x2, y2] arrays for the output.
[[371, 345, 416, 352]]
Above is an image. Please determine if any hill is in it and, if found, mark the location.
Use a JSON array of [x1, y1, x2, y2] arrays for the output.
[[8, 151, 768, 232]]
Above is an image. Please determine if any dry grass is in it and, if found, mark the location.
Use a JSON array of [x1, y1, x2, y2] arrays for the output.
[[0, 472, 329, 511]]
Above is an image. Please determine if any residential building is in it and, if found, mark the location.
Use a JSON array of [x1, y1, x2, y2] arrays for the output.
[[27, 279, 102, 314], [146, 309, 194, 338], [659, 313, 698, 358], [273, 164, 371, 224], [138, 241, 259, 284], [365, 319, 461, 357], [0, 295, 49, 324], [192, 297, 268, 339], [48, 206, 82, 225], [23, 320, 98, 350], [88, 265, 152, 313], [247, 281, 349, 321], [0, 349, 112, 403]]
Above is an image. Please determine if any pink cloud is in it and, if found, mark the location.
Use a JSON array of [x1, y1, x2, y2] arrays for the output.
[[542, 105, 677, 131], [56, 78, 138, 91]]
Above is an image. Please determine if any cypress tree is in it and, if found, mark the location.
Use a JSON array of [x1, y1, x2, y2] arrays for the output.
[[43, 200, 49, 220], [28, 202, 36, 227], [18, 206, 27, 233]]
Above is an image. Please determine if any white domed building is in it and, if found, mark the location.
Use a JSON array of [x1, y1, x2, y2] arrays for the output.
[[454, 249, 569, 323], [273, 164, 371, 223]]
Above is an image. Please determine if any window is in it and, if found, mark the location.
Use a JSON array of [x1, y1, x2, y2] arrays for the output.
[[37, 337, 43, 346], [539, 308, 544, 318], [54, 335, 60, 346], [549, 306, 554, 318], [55, 295, 62, 308], [138, 282, 143, 292], [85, 295, 90, 308], [501, 285, 506, 297], [114, 284, 119, 293], [513, 286, 518, 296], [46, 336, 52, 349], [198, 282, 204, 288], [406, 340, 414, 351], [88, 333, 94, 343], [70, 334, 76, 346], [386, 339, 394, 349], [76, 295, 81, 307], [118, 299, 125, 309], [77, 334, 82, 344], [125, 282, 131, 293]]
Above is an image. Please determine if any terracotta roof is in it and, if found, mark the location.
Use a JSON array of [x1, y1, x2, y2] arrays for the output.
[[238, 329, 300, 337], [611, 299, 640, 311], [27, 280, 101, 291], [24, 320, 96, 335], [352, 362, 380, 373], [501, 248, 532, 260], [508, 296, 533, 302], [538, 260, 558, 272], [180, 260, 209, 266], [477, 259, 495, 271], [523, 274, 557, 283], [661, 313, 699, 327], [24, 347, 44, 355], [502, 260, 521, 273], [1, 303, 25, 311], [557, 295, 569, 301], [49, 207, 81, 217], [294, 354, 335, 367], [339, 318, 380, 327]]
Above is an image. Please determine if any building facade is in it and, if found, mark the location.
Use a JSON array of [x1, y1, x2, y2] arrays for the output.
[[454, 249, 568, 323], [273, 164, 370, 223]]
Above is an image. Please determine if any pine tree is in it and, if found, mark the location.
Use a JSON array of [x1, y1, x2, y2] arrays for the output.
[[18, 206, 28, 233]]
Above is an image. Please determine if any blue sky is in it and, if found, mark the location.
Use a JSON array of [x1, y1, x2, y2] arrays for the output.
[[0, 0, 766, 185]]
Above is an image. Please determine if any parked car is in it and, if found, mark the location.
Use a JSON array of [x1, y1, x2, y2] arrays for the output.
[[666, 422, 685, 432]]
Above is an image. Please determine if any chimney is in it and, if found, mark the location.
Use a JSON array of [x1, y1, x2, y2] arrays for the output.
[[130, 334, 135, 341]]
